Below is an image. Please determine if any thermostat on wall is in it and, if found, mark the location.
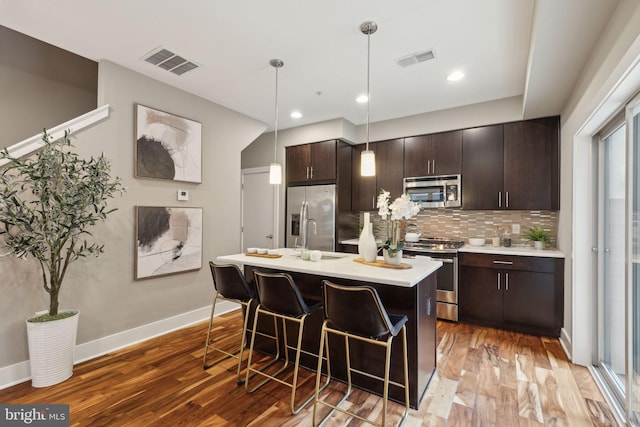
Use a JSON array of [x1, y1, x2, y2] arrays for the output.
[[177, 190, 189, 201]]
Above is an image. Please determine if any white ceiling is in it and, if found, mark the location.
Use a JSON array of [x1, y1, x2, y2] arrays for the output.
[[0, 0, 619, 132]]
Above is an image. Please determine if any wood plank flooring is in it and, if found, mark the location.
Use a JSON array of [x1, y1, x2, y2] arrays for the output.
[[0, 311, 619, 426]]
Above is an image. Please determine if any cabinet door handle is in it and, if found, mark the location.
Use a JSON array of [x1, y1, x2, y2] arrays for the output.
[[497, 273, 501, 290], [427, 161, 430, 175], [498, 191, 502, 208], [372, 196, 376, 210], [310, 166, 314, 179], [505, 272, 509, 291], [506, 191, 509, 208], [493, 260, 513, 265], [432, 160, 436, 175], [306, 166, 310, 179]]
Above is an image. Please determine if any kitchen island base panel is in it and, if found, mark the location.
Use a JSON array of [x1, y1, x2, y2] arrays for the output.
[[243, 265, 437, 409]]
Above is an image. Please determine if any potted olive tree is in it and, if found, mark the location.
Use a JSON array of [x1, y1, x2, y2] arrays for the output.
[[0, 130, 123, 387]]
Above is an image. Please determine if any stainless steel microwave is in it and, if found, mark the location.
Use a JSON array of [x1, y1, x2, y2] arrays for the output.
[[403, 175, 461, 208]]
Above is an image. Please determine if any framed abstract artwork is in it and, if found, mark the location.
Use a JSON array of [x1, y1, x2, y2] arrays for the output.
[[135, 104, 202, 183], [135, 206, 203, 280]]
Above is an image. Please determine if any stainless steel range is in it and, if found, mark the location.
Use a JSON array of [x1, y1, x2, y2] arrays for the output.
[[402, 238, 464, 321]]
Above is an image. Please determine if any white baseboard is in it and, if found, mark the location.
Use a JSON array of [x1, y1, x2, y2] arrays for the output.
[[559, 327, 572, 361], [0, 301, 239, 390]]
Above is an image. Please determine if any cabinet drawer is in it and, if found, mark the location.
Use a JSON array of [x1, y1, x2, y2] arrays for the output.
[[459, 252, 557, 273]]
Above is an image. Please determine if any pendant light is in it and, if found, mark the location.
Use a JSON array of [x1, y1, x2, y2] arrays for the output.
[[360, 21, 377, 177], [269, 59, 284, 184]]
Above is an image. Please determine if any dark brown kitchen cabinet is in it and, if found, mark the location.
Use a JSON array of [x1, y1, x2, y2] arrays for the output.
[[461, 116, 560, 210], [351, 138, 404, 211], [503, 116, 560, 210], [458, 252, 563, 337], [404, 130, 462, 177], [376, 138, 404, 197], [461, 125, 504, 209], [286, 140, 337, 184]]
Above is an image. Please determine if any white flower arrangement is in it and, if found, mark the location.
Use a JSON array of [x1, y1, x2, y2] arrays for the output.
[[377, 189, 420, 257]]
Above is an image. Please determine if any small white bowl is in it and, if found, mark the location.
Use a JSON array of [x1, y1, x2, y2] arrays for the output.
[[257, 248, 267, 255], [267, 249, 279, 256], [247, 247, 258, 254], [468, 238, 486, 246]]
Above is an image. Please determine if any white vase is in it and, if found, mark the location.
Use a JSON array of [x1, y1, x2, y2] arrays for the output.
[[534, 241, 544, 250], [358, 213, 378, 262], [27, 310, 79, 387], [383, 249, 403, 266]]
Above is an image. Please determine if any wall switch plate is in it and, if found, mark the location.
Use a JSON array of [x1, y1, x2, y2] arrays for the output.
[[512, 224, 521, 234], [177, 190, 189, 201]]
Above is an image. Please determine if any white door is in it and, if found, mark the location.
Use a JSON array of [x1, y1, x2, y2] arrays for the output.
[[241, 167, 278, 251]]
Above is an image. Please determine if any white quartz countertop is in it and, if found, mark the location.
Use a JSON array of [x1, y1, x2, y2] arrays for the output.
[[216, 248, 442, 288], [458, 244, 565, 258], [342, 238, 564, 258]]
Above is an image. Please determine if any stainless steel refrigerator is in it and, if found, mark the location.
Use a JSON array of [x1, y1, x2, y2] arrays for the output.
[[286, 184, 336, 251]]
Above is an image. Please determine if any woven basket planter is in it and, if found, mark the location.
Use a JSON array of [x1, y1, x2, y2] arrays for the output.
[[26, 310, 79, 387]]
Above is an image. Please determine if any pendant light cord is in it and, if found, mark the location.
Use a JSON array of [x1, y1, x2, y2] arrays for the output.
[[274, 64, 279, 162], [270, 59, 283, 163], [366, 28, 371, 151]]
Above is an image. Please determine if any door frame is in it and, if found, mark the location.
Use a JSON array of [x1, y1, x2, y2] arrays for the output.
[[240, 166, 280, 250]]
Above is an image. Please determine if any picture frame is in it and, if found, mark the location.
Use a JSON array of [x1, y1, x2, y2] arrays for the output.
[[135, 104, 202, 183], [135, 206, 203, 280]]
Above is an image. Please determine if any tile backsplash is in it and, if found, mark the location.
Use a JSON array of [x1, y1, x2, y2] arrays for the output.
[[364, 209, 558, 247]]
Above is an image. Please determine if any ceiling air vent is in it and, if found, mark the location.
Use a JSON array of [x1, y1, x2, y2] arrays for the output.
[[396, 49, 436, 68], [143, 47, 199, 76]]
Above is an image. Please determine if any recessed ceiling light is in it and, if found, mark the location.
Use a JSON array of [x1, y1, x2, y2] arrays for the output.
[[356, 94, 368, 103], [290, 111, 302, 119], [447, 71, 465, 82]]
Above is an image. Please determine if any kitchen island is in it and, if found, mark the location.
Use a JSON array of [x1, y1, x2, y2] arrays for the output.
[[217, 249, 442, 409]]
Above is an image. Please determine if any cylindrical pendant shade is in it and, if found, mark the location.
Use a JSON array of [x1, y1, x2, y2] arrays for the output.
[[361, 150, 376, 177], [269, 163, 282, 184]]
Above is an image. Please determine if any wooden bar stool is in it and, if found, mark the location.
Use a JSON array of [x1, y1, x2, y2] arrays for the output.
[[203, 261, 259, 384], [245, 270, 330, 414], [313, 280, 410, 427]]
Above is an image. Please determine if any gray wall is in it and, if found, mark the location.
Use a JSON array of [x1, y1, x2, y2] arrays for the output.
[[0, 60, 267, 367], [0, 25, 97, 148]]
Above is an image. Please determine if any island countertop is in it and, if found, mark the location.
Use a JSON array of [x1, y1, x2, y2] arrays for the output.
[[217, 248, 442, 288]]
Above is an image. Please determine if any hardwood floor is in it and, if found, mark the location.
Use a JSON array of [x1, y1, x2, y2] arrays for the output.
[[0, 311, 619, 426]]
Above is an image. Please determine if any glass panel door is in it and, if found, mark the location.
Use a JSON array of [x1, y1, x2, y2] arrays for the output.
[[599, 123, 627, 404], [631, 101, 640, 425]]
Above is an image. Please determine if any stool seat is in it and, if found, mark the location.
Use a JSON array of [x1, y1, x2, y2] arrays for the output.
[[313, 280, 410, 426]]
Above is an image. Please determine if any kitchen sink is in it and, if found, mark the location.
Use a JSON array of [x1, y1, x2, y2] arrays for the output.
[[318, 254, 347, 260], [289, 253, 347, 261]]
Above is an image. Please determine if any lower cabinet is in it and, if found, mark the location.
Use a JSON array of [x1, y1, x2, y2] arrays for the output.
[[458, 252, 563, 337]]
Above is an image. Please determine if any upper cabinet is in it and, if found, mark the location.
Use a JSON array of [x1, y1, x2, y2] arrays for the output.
[[503, 117, 560, 210], [461, 125, 504, 210], [286, 140, 337, 184], [404, 130, 462, 177], [461, 116, 560, 210], [351, 138, 404, 211]]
